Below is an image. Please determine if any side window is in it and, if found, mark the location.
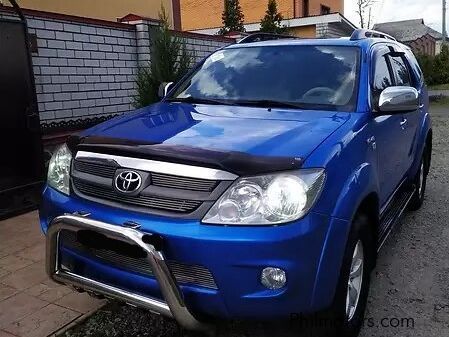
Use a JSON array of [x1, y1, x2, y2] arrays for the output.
[[389, 56, 412, 87], [404, 49, 424, 86], [373, 55, 393, 95]]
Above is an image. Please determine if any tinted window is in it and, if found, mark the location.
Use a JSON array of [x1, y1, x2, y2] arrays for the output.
[[373, 55, 392, 94], [389, 56, 412, 86], [170, 46, 360, 111]]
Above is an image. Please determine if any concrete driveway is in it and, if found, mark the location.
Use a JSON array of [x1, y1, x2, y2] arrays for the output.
[[0, 212, 104, 337]]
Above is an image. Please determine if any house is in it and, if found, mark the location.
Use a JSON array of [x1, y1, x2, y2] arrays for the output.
[[373, 19, 446, 56], [1, 0, 179, 28], [178, 0, 355, 38]]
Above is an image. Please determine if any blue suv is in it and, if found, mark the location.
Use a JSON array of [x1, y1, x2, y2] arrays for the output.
[[40, 30, 432, 337]]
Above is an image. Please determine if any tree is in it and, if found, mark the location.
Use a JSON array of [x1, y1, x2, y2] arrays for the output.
[[356, 0, 375, 29], [260, 0, 286, 34], [432, 44, 449, 84], [218, 0, 245, 35], [416, 45, 449, 85], [133, 6, 193, 108]]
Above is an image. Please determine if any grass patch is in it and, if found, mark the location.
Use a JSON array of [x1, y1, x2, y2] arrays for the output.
[[429, 83, 449, 90]]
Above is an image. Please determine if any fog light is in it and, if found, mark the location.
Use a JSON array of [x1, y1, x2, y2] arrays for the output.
[[261, 267, 286, 289]]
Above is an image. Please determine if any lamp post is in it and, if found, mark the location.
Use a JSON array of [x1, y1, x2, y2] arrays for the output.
[[444, 0, 447, 41]]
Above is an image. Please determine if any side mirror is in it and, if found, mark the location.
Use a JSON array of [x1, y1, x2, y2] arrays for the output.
[[158, 82, 174, 99], [378, 86, 419, 114]]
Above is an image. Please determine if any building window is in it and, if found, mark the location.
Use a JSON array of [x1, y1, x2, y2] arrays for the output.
[[303, 0, 309, 17], [320, 5, 331, 15]]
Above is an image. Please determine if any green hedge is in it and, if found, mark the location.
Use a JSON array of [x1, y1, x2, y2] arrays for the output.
[[416, 44, 449, 86]]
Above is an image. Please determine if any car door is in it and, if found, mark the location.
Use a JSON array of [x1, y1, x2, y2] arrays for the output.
[[387, 49, 421, 176], [370, 46, 407, 205]]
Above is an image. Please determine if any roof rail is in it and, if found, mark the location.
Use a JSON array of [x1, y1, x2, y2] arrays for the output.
[[350, 29, 397, 41], [237, 32, 297, 44]]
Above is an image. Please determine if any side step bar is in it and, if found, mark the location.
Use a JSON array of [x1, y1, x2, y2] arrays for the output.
[[377, 185, 416, 250], [46, 214, 211, 333]]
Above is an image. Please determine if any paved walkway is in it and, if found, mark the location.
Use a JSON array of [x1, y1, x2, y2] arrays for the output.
[[0, 211, 104, 337]]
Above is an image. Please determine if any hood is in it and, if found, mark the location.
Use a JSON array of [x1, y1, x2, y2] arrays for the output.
[[75, 103, 350, 175], [84, 103, 349, 157]]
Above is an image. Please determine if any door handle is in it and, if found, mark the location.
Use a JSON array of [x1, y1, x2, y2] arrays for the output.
[[366, 136, 376, 150], [400, 118, 408, 129]]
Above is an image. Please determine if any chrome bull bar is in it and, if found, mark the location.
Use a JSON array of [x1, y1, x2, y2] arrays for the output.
[[46, 214, 210, 332]]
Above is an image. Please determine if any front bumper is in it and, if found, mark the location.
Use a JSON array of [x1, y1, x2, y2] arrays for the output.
[[47, 214, 208, 331], [41, 185, 350, 324]]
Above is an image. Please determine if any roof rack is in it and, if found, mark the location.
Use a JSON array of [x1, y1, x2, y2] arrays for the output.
[[237, 32, 297, 44], [350, 29, 397, 41]]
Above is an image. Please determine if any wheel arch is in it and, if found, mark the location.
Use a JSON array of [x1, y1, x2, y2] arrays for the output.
[[311, 187, 380, 311], [354, 192, 380, 269], [311, 186, 380, 309]]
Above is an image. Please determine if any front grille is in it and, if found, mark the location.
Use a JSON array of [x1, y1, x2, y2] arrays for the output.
[[59, 230, 218, 289], [74, 160, 117, 178], [73, 159, 217, 192], [151, 173, 217, 192], [73, 179, 202, 213]]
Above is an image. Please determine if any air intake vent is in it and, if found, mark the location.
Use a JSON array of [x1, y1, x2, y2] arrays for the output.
[[59, 230, 218, 289]]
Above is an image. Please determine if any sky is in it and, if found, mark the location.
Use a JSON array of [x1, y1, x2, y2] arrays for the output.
[[344, 0, 447, 33]]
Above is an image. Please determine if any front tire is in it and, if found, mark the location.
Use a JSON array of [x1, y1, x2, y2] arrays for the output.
[[326, 213, 374, 337], [408, 148, 429, 211]]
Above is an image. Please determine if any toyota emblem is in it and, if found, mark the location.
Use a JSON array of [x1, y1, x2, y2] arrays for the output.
[[114, 170, 142, 193]]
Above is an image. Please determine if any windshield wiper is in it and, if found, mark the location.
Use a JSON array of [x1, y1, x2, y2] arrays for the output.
[[165, 96, 236, 106], [236, 99, 307, 109]]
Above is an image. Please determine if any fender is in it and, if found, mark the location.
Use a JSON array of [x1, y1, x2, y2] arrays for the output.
[[409, 112, 432, 178], [311, 162, 378, 309], [332, 162, 378, 221]]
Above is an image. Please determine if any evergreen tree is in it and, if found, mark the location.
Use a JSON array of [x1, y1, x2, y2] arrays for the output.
[[433, 44, 449, 84], [260, 0, 286, 34], [218, 0, 245, 35], [133, 6, 193, 108]]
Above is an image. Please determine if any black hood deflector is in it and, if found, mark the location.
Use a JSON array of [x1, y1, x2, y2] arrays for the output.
[[68, 135, 303, 177]]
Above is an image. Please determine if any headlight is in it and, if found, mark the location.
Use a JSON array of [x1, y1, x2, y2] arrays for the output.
[[202, 169, 325, 225], [47, 143, 72, 195]]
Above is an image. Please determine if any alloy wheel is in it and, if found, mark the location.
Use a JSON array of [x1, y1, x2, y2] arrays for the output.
[[346, 240, 364, 321], [418, 161, 425, 196]]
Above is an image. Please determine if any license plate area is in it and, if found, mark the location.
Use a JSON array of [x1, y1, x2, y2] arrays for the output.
[[76, 230, 147, 259]]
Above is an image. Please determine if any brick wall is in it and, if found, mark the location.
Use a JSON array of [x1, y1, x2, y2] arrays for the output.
[[0, 8, 232, 134], [316, 22, 352, 38], [173, 31, 233, 62], [408, 35, 436, 56], [28, 17, 138, 123]]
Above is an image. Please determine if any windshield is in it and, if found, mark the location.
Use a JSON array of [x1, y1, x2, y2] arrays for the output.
[[168, 45, 360, 111]]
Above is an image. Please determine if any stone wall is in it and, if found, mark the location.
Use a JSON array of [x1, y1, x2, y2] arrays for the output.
[[0, 7, 232, 134]]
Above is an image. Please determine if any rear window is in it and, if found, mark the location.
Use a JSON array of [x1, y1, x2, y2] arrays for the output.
[[170, 45, 360, 112]]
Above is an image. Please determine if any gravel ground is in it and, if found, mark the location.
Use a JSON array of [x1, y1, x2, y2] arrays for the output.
[[62, 110, 449, 337]]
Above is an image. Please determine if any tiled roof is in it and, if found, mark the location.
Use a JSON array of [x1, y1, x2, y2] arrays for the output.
[[373, 19, 444, 42]]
